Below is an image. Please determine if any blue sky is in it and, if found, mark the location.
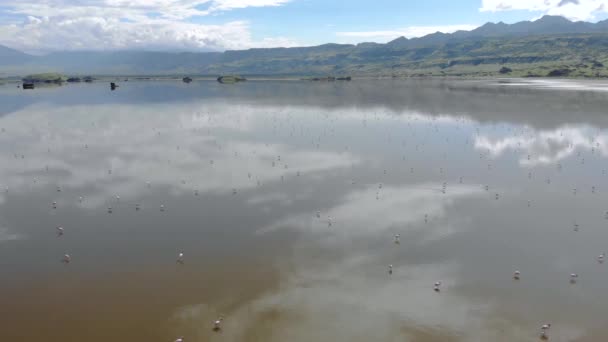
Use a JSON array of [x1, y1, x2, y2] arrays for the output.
[[0, 0, 608, 53], [195, 0, 535, 43]]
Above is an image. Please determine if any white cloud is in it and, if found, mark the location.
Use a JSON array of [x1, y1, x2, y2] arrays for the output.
[[171, 183, 530, 341], [480, 0, 608, 21], [0, 102, 359, 210], [0, 0, 296, 53], [257, 183, 483, 240], [0, 226, 23, 243], [212, 0, 290, 11], [336, 25, 479, 44], [475, 125, 607, 166]]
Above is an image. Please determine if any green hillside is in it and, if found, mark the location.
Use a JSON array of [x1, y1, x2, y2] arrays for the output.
[[201, 34, 608, 78], [2, 16, 608, 78]]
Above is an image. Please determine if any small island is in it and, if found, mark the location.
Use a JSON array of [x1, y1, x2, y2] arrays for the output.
[[303, 76, 352, 81], [217, 75, 246, 84], [22, 73, 66, 84]]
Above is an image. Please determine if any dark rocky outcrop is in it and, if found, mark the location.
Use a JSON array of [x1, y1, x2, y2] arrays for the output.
[[547, 68, 572, 77], [217, 75, 246, 84], [499, 66, 513, 74]]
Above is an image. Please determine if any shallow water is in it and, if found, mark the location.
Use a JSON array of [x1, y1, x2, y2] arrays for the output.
[[1, 79, 608, 342]]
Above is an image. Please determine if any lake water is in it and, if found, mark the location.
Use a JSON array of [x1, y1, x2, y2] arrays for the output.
[[1, 79, 608, 342]]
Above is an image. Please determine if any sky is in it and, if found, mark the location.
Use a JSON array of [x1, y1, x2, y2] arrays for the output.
[[0, 0, 608, 54]]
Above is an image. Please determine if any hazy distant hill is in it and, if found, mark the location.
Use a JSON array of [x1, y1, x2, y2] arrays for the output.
[[0, 50, 222, 76], [0, 45, 33, 65], [2, 15, 608, 78]]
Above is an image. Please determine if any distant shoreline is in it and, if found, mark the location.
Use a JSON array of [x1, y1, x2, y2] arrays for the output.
[[5, 74, 608, 84]]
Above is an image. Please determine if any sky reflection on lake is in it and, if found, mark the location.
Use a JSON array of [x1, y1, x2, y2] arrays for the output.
[[1, 79, 608, 342]]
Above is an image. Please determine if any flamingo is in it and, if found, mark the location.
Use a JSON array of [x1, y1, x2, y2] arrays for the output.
[[540, 323, 551, 340], [434, 281, 441, 292], [213, 315, 224, 332], [570, 273, 579, 284]]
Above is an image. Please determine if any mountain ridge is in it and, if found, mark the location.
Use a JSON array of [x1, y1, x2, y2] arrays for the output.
[[2, 15, 608, 77]]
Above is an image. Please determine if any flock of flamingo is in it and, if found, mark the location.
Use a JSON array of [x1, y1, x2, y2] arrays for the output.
[[3, 100, 607, 341]]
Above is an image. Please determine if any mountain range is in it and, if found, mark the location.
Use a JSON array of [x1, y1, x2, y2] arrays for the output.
[[2, 15, 608, 78]]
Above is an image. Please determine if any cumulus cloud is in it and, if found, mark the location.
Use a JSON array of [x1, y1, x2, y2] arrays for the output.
[[0, 226, 23, 243], [0, 102, 359, 210], [171, 183, 516, 342], [480, 0, 608, 21], [0, 0, 296, 53], [257, 183, 483, 241], [212, 0, 290, 11], [474, 125, 607, 166], [336, 24, 479, 43]]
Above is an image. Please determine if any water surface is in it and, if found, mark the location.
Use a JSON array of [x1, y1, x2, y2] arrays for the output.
[[1, 79, 608, 342]]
